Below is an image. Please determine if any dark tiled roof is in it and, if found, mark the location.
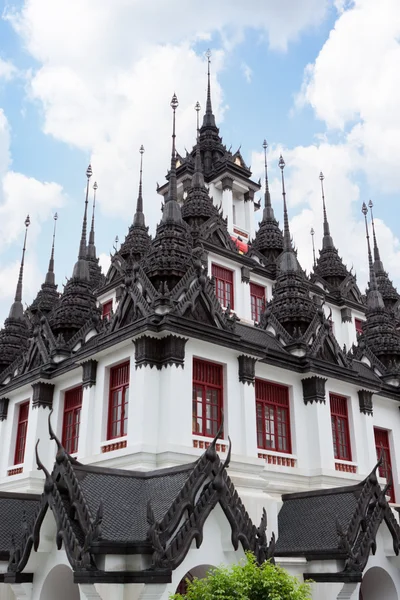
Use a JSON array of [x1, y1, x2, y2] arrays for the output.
[[275, 488, 358, 556], [352, 360, 381, 385], [75, 463, 194, 542], [0, 493, 40, 555], [236, 323, 287, 353]]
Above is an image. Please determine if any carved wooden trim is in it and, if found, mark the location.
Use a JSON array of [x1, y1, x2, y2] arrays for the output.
[[238, 355, 256, 385], [302, 376, 327, 405], [241, 266, 251, 284], [221, 176, 233, 191], [82, 360, 98, 389], [0, 397, 9, 421], [134, 335, 188, 370], [31, 382, 55, 410], [341, 307, 352, 323], [358, 389, 373, 415]]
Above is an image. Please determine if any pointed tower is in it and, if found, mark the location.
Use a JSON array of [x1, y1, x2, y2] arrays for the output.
[[29, 213, 60, 318], [251, 140, 283, 263], [144, 94, 193, 291], [358, 202, 400, 369], [119, 145, 151, 264], [49, 166, 100, 342], [263, 157, 315, 337], [0, 216, 31, 371], [313, 172, 352, 289], [182, 101, 218, 232], [368, 199, 399, 312], [86, 181, 105, 290]]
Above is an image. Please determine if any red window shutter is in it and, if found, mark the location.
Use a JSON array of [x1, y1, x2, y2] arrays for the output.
[[374, 428, 395, 502], [62, 386, 83, 455], [107, 361, 130, 440], [250, 283, 266, 322], [102, 300, 113, 321], [255, 380, 291, 453], [330, 394, 352, 461], [211, 264, 234, 309], [192, 359, 223, 438], [14, 401, 29, 466], [355, 318, 364, 335]]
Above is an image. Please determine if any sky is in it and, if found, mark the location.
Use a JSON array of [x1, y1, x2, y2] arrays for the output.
[[0, 0, 399, 324]]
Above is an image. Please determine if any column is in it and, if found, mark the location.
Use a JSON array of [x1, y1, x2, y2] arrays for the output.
[[9, 583, 33, 599], [301, 377, 334, 472], [78, 360, 98, 459], [221, 177, 233, 232], [244, 189, 256, 240], [356, 391, 376, 475], [24, 383, 55, 475], [337, 583, 360, 599], [79, 584, 103, 599], [158, 356, 192, 451], [240, 267, 253, 322], [138, 584, 168, 600], [0, 397, 9, 476], [128, 359, 160, 452], [238, 356, 257, 458]]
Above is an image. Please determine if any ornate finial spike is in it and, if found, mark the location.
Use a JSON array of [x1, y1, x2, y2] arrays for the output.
[[78, 165, 91, 261], [311, 227, 316, 267], [362, 202, 377, 292], [319, 170, 331, 242], [93, 181, 98, 192], [319, 171, 324, 181], [88, 177, 98, 257], [45, 212, 58, 284], [368, 199, 381, 263], [203, 49, 216, 128], [165, 94, 179, 205], [134, 145, 145, 224], [86, 164, 92, 179], [195, 101, 201, 131], [279, 155, 291, 250], [13, 215, 30, 306], [279, 155, 285, 170], [262, 139, 273, 217]]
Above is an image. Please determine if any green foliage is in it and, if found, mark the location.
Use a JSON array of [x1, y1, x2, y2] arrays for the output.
[[170, 553, 312, 600]]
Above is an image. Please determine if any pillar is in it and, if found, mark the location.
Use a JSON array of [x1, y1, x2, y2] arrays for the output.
[[24, 383, 55, 474], [78, 584, 103, 599], [9, 583, 33, 599], [238, 356, 257, 457], [301, 377, 334, 472], [240, 267, 253, 322], [221, 177, 233, 232], [78, 360, 98, 458]]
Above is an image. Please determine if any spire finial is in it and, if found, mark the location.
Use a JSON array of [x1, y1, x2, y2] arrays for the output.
[[319, 171, 334, 249], [195, 101, 201, 132], [133, 145, 146, 226], [166, 94, 179, 205], [362, 202, 378, 293], [78, 164, 92, 259], [87, 180, 97, 258], [311, 227, 316, 267], [202, 49, 216, 128], [45, 213, 58, 285], [192, 101, 205, 189], [262, 139, 274, 220], [279, 155, 291, 250], [14, 215, 30, 304], [368, 199, 381, 263]]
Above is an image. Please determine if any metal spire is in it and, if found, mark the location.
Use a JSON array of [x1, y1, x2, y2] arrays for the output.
[[262, 140, 274, 220], [279, 155, 291, 251], [368, 199, 382, 265], [45, 213, 58, 285], [362, 202, 384, 310], [87, 181, 97, 258], [319, 172, 334, 249], [133, 145, 146, 227], [202, 49, 216, 128], [9, 215, 30, 319], [192, 101, 205, 188], [310, 227, 316, 267], [73, 164, 92, 280]]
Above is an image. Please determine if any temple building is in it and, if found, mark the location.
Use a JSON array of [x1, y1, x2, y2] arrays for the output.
[[0, 55, 399, 600]]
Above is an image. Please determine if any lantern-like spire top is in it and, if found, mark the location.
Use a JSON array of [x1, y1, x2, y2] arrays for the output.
[[310, 227, 316, 267], [45, 213, 58, 285]]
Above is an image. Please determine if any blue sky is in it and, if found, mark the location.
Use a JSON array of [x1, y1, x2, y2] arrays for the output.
[[0, 0, 399, 324]]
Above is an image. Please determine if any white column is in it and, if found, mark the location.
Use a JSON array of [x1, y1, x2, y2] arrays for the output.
[[158, 362, 192, 451], [304, 400, 335, 472], [225, 358, 244, 455], [9, 583, 33, 599], [78, 584, 103, 599], [128, 364, 160, 452], [221, 178, 233, 233], [78, 384, 97, 458], [24, 404, 54, 475], [337, 583, 360, 599], [356, 411, 376, 475], [138, 585, 168, 600], [241, 278, 253, 322], [239, 378, 257, 458]]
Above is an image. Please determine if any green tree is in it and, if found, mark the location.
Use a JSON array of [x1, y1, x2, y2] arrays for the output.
[[170, 553, 312, 600]]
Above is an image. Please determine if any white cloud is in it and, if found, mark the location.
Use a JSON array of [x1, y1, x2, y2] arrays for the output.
[[0, 58, 17, 81], [241, 61, 252, 83]]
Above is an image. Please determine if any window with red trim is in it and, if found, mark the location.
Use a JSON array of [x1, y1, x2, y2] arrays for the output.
[[212, 264, 234, 309], [255, 379, 291, 453], [374, 428, 395, 502], [14, 401, 29, 465], [102, 300, 113, 321], [107, 361, 130, 440], [192, 359, 223, 438], [355, 318, 364, 336], [330, 394, 352, 461], [62, 386, 83, 455], [250, 283, 266, 322]]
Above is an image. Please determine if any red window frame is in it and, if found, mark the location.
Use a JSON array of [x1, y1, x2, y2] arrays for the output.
[[355, 318, 364, 336], [374, 428, 395, 502], [250, 283, 266, 322], [255, 379, 291, 453], [62, 386, 83, 455], [212, 264, 234, 309], [192, 359, 223, 438], [102, 300, 113, 321], [330, 394, 352, 461], [14, 401, 29, 466], [107, 361, 130, 440]]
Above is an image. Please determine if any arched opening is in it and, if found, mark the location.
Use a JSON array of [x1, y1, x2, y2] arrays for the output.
[[175, 564, 214, 595], [360, 566, 398, 600], [40, 564, 80, 600]]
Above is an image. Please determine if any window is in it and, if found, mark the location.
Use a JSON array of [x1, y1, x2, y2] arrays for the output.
[[192, 359, 223, 438], [330, 394, 352, 461], [14, 401, 29, 465], [108, 361, 130, 440], [102, 300, 113, 321], [62, 386, 83, 455], [212, 264, 234, 309], [374, 428, 395, 502], [255, 379, 291, 453], [250, 283, 266, 322], [355, 318, 363, 336]]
